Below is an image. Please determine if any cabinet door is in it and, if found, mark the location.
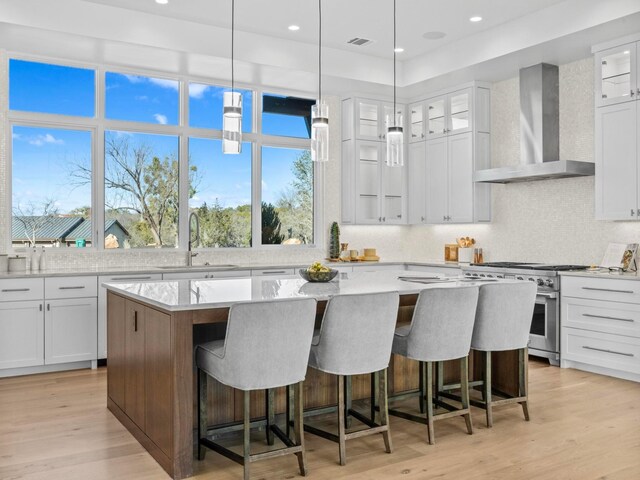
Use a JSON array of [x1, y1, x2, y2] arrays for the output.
[[45, 298, 97, 364], [595, 44, 636, 107], [426, 95, 447, 140], [0, 301, 44, 369], [409, 102, 425, 143], [355, 141, 381, 224], [448, 133, 474, 223], [125, 300, 146, 429], [407, 142, 426, 224], [356, 99, 382, 141], [595, 102, 637, 220], [425, 137, 448, 223], [107, 292, 126, 408], [448, 88, 473, 135], [381, 147, 405, 224]]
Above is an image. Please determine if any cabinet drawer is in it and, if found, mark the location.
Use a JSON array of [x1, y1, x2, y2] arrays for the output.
[[406, 265, 462, 276], [0, 278, 44, 302], [352, 264, 405, 272], [251, 268, 295, 276], [562, 328, 640, 374], [211, 269, 251, 278], [45, 276, 97, 299], [561, 276, 640, 304], [562, 297, 640, 337]]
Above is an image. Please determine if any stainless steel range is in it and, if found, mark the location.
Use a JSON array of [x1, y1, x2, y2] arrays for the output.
[[461, 262, 590, 366]]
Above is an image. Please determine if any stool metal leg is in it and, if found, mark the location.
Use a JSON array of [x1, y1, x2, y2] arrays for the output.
[[484, 351, 493, 428], [337, 374, 347, 466], [293, 381, 308, 476], [436, 361, 444, 403], [243, 390, 251, 480], [425, 361, 435, 445], [519, 347, 530, 421], [418, 361, 426, 414], [265, 388, 275, 446], [197, 368, 208, 461], [286, 384, 294, 438], [460, 356, 473, 435], [379, 368, 392, 454], [344, 376, 352, 429], [370, 371, 379, 423]]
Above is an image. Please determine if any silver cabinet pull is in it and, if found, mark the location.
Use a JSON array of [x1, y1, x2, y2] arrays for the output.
[[1, 288, 30, 292], [59, 286, 86, 290], [637, 209, 640, 217], [632, 209, 635, 216], [582, 345, 634, 357], [421, 216, 425, 222], [134, 310, 138, 332], [632, 90, 636, 97], [582, 287, 634, 294], [382, 217, 386, 222], [443, 215, 447, 221], [260, 270, 286, 275], [111, 276, 153, 281], [39, 304, 43, 312], [442, 129, 447, 134], [47, 304, 50, 311], [582, 313, 634, 323]]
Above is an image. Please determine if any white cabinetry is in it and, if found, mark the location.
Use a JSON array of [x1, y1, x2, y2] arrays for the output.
[[342, 97, 406, 225], [561, 275, 640, 382], [594, 35, 640, 220], [408, 83, 491, 225], [162, 269, 250, 280]]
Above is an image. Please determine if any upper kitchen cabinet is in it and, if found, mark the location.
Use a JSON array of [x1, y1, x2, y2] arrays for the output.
[[408, 102, 425, 143], [595, 43, 637, 107], [407, 83, 492, 225], [342, 98, 405, 142]]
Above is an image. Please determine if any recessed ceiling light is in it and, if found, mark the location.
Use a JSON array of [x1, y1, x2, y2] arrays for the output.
[[155, 0, 168, 5], [624, 50, 630, 54], [422, 31, 447, 40], [288, 25, 300, 31], [469, 16, 483, 22], [394, 47, 404, 53]]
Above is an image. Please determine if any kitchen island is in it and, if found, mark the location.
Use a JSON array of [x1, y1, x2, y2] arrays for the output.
[[104, 270, 524, 479]]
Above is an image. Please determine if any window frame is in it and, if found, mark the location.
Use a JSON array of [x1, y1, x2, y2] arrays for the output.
[[4, 53, 324, 253]]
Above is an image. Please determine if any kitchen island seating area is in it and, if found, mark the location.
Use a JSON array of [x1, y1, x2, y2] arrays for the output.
[[104, 272, 542, 479]]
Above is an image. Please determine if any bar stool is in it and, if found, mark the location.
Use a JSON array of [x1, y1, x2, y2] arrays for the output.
[[303, 291, 400, 466], [470, 282, 537, 427], [196, 298, 317, 480], [389, 286, 479, 445]]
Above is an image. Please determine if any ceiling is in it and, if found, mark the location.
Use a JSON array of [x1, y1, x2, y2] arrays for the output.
[[83, 0, 568, 60]]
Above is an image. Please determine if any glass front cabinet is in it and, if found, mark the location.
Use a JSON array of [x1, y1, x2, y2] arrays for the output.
[[595, 43, 638, 107]]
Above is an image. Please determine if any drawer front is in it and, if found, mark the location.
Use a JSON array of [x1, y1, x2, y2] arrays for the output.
[[251, 268, 295, 276], [162, 272, 209, 280], [562, 297, 640, 337], [211, 269, 251, 278], [352, 264, 405, 272], [0, 278, 44, 302], [562, 328, 640, 374], [406, 265, 462, 276], [45, 276, 97, 299], [561, 276, 640, 304]]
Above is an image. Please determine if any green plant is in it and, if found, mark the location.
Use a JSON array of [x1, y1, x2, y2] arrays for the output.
[[329, 221, 340, 259], [261, 202, 285, 244]]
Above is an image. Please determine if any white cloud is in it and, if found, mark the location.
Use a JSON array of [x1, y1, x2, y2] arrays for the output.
[[262, 180, 268, 191], [123, 74, 144, 84], [12, 133, 22, 140], [154, 113, 168, 125], [149, 77, 179, 90], [189, 83, 210, 99], [135, 95, 149, 101], [27, 133, 65, 147]]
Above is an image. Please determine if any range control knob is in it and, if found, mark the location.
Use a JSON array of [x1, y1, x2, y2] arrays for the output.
[[545, 279, 554, 287], [517, 276, 524, 281], [536, 278, 545, 286], [528, 277, 536, 283]]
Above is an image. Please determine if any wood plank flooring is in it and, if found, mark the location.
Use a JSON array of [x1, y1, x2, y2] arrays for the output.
[[0, 359, 639, 480]]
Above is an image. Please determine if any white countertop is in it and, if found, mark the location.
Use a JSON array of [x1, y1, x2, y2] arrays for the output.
[[560, 269, 640, 281], [103, 270, 515, 312]]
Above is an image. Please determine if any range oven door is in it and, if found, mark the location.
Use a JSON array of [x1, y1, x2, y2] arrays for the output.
[[528, 292, 559, 355]]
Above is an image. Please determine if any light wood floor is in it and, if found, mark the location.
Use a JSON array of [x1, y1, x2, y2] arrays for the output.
[[0, 360, 639, 480]]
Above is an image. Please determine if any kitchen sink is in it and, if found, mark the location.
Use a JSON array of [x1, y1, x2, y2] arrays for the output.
[[156, 264, 239, 270]]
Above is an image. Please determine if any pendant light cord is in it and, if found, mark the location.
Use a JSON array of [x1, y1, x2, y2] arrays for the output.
[[393, 0, 396, 126], [318, 0, 322, 105], [231, 0, 235, 95]]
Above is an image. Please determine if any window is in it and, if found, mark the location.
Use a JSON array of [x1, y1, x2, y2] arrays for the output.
[[189, 83, 253, 132], [9, 59, 95, 117], [262, 93, 314, 138], [261, 146, 313, 245], [11, 126, 93, 248], [105, 72, 179, 125], [104, 131, 180, 248], [189, 138, 252, 248]]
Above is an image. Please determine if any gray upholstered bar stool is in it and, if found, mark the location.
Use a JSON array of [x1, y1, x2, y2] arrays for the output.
[[389, 286, 479, 445], [470, 282, 537, 427], [304, 291, 400, 466], [196, 298, 317, 480]]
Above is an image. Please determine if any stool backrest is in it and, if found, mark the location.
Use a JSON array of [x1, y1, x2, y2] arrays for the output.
[[313, 291, 400, 375], [222, 298, 317, 390], [471, 282, 537, 352], [404, 286, 479, 362]]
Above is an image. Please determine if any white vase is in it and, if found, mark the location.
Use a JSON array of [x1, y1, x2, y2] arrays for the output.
[[458, 247, 473, 264]]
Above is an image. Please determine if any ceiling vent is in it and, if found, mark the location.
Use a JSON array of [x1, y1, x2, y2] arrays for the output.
[[347, 37, 373, 46]]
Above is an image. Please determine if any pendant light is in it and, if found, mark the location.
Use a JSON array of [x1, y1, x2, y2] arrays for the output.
[[311, 0, 329, 162], [386, 0, 403, 167], [222, 0, 242, 154]]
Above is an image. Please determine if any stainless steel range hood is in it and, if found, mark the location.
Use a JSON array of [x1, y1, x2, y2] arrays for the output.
[[474, 63, 594, 184]]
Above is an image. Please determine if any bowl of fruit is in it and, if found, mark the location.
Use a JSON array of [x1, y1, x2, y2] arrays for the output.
[[299, 262, 339, 283]]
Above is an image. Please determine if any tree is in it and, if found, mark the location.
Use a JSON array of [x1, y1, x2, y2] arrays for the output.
[[68, 206, 91, 218], [261, 202, 284, 244], [276, 150, 313, 243], [12, 198, 59, 247]]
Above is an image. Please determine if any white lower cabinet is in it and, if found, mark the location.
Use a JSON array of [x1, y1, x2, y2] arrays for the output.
[[45, 298, 97, 364], [561, 275, 640, 382], [0, 300, 44, 369], [405, 264, 462, 276]]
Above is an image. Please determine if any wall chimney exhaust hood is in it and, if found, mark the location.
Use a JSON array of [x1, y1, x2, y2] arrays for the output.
[[474, 63, 594, 184]]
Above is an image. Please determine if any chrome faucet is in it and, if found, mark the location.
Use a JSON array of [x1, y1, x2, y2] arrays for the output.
[[188, 211, 200, 267]]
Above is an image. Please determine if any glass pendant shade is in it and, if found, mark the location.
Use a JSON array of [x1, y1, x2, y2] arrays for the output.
[[311, 101, 329, 162], [222, 91, 242, 154], [386, 113, 404, 167]]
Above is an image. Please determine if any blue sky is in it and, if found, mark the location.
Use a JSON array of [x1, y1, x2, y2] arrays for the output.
[[10, 59, 311, 214]]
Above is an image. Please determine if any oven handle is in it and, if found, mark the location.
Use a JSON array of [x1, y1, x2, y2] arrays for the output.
[[537, 292, 558, 299]]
